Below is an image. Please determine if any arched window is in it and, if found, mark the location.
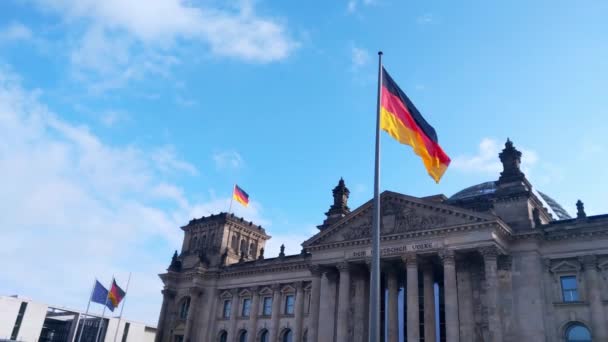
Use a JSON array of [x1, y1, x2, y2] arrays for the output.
[[231, 235, 238, 251], [281, 329, 293, 342], [200, 235, 207, 248], [190, 236, 198, 251], [249, 242, 257, 258], [178, 297, 190, 320], [218, 331, 228, 342], [566, 323, 591, 342], [240, 239, 248, 255], [259, 329, 269, 342], [238, 330, 248, 342]]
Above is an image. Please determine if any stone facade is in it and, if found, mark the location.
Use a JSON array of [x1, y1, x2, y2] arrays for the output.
[[156, 140, 608, 342]]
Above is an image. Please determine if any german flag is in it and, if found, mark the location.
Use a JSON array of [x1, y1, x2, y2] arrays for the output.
[[380, 67, 451, 182], [233, 185, 250, 207], [107, 279, 126, 311]]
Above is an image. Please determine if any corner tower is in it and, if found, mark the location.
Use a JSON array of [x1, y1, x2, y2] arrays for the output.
[[178, 213, 270, 268], [493, 139, 553, 230], [318, 178, 351, 230]]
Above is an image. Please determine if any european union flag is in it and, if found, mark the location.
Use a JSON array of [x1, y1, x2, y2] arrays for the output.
[[91, 280, 114, 311]]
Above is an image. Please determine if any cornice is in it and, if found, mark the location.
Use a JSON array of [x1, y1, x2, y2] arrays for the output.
[[307, 220, 509, 252], [218, 260, 311, 278], [304, 192, 497, 248]]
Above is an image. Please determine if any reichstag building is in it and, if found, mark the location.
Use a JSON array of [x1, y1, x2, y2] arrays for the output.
[[155, 140, 607, 342]]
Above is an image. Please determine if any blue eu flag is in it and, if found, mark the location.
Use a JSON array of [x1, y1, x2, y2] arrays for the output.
[[91, 280, 114, 311]]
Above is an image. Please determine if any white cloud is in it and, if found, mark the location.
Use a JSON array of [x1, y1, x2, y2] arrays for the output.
[[152, 146, 199, 175], [451, 138, 538, 175], [213, 150, 244, 170], [0, 22, 32, 41], [100, 109, 129, 127], [351, 46, 370, 69], [417, 13, 434, 24], [33, 0, 298, 91], [347, 0, 376, 13], [0, 67, 267, 324]]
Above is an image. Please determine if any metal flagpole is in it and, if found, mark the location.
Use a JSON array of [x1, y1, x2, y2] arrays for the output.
[[94, 277, 112, 342], [368, 51, 383, 342], [112, 273, 132, 342], [76, 279, 97, 342], [228, 184, 235, 214]]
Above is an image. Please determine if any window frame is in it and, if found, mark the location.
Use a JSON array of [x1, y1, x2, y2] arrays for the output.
[[284, 294, 295, 315], [222, 299, 232, 319], [560, 275, 579, 302], [241, 297, 252, 317], [262, 297, 273, 316]]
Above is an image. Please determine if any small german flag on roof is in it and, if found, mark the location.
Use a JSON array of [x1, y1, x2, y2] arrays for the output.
[[233, 185, 250, 207]]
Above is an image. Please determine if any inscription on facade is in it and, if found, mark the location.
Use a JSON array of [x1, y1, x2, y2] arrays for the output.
[[349, 241, 441, 258]]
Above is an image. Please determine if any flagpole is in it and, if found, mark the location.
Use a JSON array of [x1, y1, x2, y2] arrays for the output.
[[95, 277, 112, 342], [112, 273, 132, 342], [368, 51, 383, 342], [94, 301, 108, 342], [228, 184, 235, 214], [76, 279, 96, 342]]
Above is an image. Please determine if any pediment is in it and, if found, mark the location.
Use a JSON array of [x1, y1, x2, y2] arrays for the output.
[[304, 191, 497, 247], [550, 260, 581, 273]]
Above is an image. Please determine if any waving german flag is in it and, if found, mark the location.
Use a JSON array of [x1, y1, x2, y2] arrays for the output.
[[107, 279, 126, 311], [233, 185, 250, 207], [380, 67, 450, 182]]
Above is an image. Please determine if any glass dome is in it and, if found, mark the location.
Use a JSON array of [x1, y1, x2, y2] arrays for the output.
[[448, 181, 572, 220]]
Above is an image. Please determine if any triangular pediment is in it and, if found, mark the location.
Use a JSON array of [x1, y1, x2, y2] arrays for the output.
[[550, 260, 581, 273], [303, 191, 498, 247]]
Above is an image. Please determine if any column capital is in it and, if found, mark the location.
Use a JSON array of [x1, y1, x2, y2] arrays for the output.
[[308, 264, 324, 277], [162, 288, 176, 299], [188, 287, 203, 297], [497, 255, 513, 271], [401, 253, 418, 267], [439, 250, 456, 265], [323, 270, 339, 282], [579, 255, 598, 269], [271, 283, 282, 292], [294, 281, 306, 290], [479, 246, 499, 260], [336, 262, 353, 272]]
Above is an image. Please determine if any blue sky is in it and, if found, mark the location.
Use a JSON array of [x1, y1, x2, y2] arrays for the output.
[[1, 0, 607, 325]]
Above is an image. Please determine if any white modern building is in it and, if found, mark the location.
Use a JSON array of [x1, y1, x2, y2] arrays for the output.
[[0, 295, 156, 342]]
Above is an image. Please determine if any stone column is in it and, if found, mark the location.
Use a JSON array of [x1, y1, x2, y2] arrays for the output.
[[271, 284, 282, 342], [423, 261, 436, 342], [337, 263, 352, 342], [353, 268, 368, 342], [318, 270, 337, 342], [581, 255, 608, 341], [294, 282, 305, 342], [229, 289, 240, 342], [308, 266, 323, 341], [404, 253, 420, 341], [456, 259, 474, 342], [156, 289, 175, 342], [386, 266, 399, 342], [441, 250, 459, 342], [247, 287, 260, 342], [481, 247, 502, 342], [184, 288, 201, 342], [206, 287, 220, 341]]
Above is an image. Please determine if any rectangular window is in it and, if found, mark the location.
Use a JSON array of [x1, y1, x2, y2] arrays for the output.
[[241, 298, 252, 317], [223, 300, 232, 318], [262, 297, 272, 315], [561, 276, 579, 302], [11, 302, 28, 340], [121, 323, 130, 342], [284, 295, 295, 314]]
